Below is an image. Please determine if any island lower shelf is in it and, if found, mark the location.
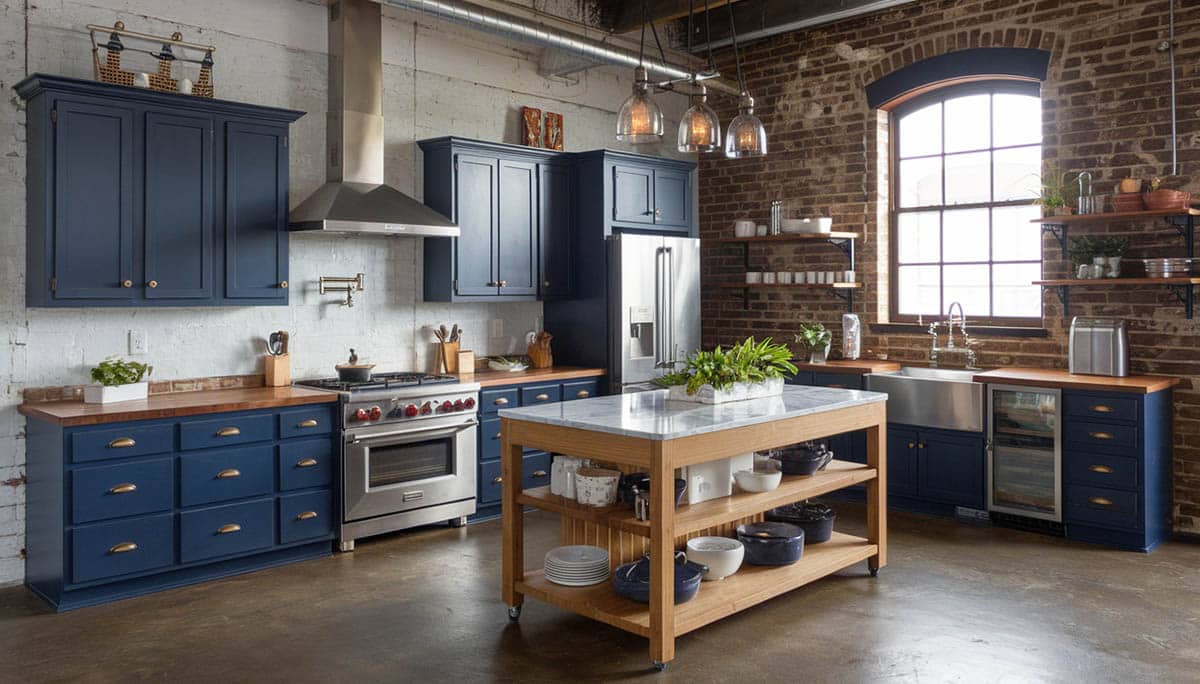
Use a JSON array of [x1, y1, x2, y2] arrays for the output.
[[517, 531, 877, 639]]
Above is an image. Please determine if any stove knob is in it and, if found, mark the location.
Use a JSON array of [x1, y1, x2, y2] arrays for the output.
[[420, 402, 433, 415], [404, 404, 419, 418], [437, 402, 451, 413], [453, 399, 465, 411], [355, 408, 369, 422], [463, 397, 476, 409], [369, 406, 383, 420]]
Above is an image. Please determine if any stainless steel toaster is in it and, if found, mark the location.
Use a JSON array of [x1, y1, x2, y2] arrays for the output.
[[1069, 317, 1129, 377]]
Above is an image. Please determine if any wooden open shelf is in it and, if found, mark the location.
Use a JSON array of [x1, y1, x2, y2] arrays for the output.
[[516, 531, 877, 639], [714, 232, 860, 243], [1034, 277, 1200, 286], [518, 460, 877, 539], [720, 282, 862, 289], [1031, 208, 1200, 225]]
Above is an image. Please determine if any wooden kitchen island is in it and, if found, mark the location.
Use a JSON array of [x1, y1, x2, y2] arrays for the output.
[[498, 386, 888, 669]]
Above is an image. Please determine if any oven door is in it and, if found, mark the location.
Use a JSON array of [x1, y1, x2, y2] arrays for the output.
[[343, 415, 478, 523]]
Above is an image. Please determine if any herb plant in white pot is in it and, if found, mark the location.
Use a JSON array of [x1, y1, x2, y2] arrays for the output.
[[653, 337, 797, 404], [85, 357, 153, 404], [796, 323, 832, 364]]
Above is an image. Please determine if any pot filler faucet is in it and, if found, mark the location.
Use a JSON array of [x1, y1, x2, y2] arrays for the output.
[[929, 301, 981, 369]]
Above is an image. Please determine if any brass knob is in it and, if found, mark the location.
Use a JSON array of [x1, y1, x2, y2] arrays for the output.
[[1089, 464, 1114, 474], [217, 523, 242, 534], [295, 511, 318, 521], [297, 419, 319, 428], [1089, 431, 1114, 440], [576, 390, 590, 398], [492, 476, 503, 484], [296, 458, 318, 468], [499, 280, 508, 287], [108, 483, 137, 494], [147, 280, 158, 288], [108, 542, 138, 554], [216, 468, 241, 479], [494, 397, 509, 406], [543, 281, 551, 287], [1090, 405, 1114, 413], [918, 443, 926, 449], [654, 207, 662, 218], [1088, 497, 1113, 507], [107, 437, 136, 449], [279, 280, 289, 289], [216, 427, 241, 437], [532, 470, 548, 478], [907, 442, 915, 449], [535, 393, 549, 401], [122, 279, 133, 288], [494, 433, 502, 439]]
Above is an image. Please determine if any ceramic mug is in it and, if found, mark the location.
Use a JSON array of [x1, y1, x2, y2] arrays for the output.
[[815, 273, 826, 284], [826, 271, 838, 283], [763, 272, 777, 284], [745, 272, 763, 284], [806, 272, 818, 284], [794, 272, 806, 284], [755, 224, 769, 236], [844, 270, 856, 283], [177, 78, 194, 95], [777, 272, 793, 284], [734, 219, 756, 237]]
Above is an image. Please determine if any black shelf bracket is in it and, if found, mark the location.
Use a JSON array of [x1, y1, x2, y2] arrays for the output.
[[1167, 284, 1194, 318], [1041, 223, 1068, 251], [1049, 285, 1069, 316], [1164, 215, 1195, 257], [827, 237, 856, 270], [830, 287, 855, 312]]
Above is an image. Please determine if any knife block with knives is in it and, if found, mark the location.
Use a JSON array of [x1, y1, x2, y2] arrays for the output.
[[263, 330, 291, 386], [435, 324, 462, 374]]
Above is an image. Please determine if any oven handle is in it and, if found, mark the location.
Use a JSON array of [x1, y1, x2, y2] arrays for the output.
[[347, 419, 478, 445]]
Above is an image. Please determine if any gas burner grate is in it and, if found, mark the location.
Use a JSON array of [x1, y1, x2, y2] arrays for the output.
[[295, 372, 461, 393]]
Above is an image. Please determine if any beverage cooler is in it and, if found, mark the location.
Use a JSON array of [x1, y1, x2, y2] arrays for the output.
[[987, 385, 1062, 521]]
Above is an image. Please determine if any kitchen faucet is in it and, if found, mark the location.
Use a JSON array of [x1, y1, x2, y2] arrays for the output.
[[929, 301, 980, 369]]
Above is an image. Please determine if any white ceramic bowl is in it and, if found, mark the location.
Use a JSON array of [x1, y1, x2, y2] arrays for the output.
[[745, 272, 763, 284], [686, 537, 745, 581], [734, 463, 783, 492], [488, 359, 530, 372], [574, 467, 621, 507]]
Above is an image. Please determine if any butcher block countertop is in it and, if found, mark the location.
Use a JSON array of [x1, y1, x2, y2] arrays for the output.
[[794, 359, 902, 374], [972, 367, 1182, 394], [19, 386, 337, 427], [459, 366, 605, 388]]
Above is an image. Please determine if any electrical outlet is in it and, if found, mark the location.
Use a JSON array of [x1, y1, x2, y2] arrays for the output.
[[489, 319, 504, 338], [128, 330, 148, 355]]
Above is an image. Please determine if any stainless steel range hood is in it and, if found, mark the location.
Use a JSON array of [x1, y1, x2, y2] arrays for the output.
[[290, 0, 458, 237]]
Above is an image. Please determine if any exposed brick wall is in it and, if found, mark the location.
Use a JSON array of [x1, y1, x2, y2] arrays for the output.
[[698, 0, 1200, 533]]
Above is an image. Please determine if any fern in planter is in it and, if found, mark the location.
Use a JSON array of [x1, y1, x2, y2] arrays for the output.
[[653, 337, 797, 395], [90, 358, 153, 386]]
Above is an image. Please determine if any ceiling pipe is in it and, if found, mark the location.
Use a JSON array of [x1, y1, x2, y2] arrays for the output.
[[695, 0, 914, 50], [379, 0, 741, 96]]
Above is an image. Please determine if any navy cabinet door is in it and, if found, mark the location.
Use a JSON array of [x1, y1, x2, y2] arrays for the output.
[[919, 430, 985, 508], [224, 121, 288, 300], [612, 164, 654, 224], [652, 168, 689, 229], [454, 154, 499, 295], [538, 162, 572, 299], [144, 111, 214, 299], [887, 427, 920, 498], [497, 159, 537, 296], [51, 100, 135, 300]]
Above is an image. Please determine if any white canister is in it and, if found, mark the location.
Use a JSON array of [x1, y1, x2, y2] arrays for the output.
[[755, 224, 769, 236], [734, 219, 755, 237], [777, 272, 793, 284], [806, 272, 818, 284], [815, 272, 827, 284], [844, 270, 856, 283], [826, 271, 838, 284], [794, 272, 805, 284], [762, 272, 776, 284], [177, 78, 194, 95], [745, 272, 763, 284], [133, 72, 151, 88], [842, 313, 861, 360]]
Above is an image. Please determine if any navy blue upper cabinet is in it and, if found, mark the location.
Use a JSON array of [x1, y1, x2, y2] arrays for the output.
[[17, 75, 303, 307], [575, 150, 697, 237], [652, 167, 690, 229], [497, 159, 538, 296], [538, 161, 573, 299], [453, 154, 500, 295], [612, 164, 654, 225]]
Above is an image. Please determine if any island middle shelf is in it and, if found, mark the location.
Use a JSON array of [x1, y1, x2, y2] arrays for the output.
[[517, 460, 877, 539]]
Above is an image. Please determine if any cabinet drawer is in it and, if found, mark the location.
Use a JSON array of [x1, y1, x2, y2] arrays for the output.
[[1064, 451, 1140, 491], [180, 498, 274, 563], [562, 379, 600, 401], [480, 460, 503, 505], [180, 445, 274, 506], [278, 405, 335, 439], [278, 439, 334, 491], [522, 452, 551, 491], [520, 384, 561, 406], [1064, 420, 1139, 454], [1064, 393, 1139, 424], [481, 388, 518, 415], [71, 458, 174, 524], [1065, 485, 1141, 531], [480, 417, 503, 463], [813, 373, 863, 390], [71, 513, 174, 584], [180, 413, 274, 450], [278, 490, 333, 544], [71, 424, 174, 463]]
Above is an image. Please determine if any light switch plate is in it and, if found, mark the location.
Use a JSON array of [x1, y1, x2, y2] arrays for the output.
[[128, 330, 148, 355]]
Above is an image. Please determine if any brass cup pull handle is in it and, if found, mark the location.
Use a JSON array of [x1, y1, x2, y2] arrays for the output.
[[654, 207, 662, 217], [535, 393, 550, 401], [492, 476, 503, 484], [1089, 431, 1114, 440], [296, 458, 319, 468], [494, 397, 509, 406], [1090, 405, 1114, 413], [109, 483, 138, 494], [121, 279, 133, 288], [1089, 464, 1115, 474], [216, 427, 241, 437], [1088, 497, 1113, 507], [296, 419, 319, 428], [107, 437, 136, 449], [217, 523, 242, 534], [828, 384, 845, 389], [499, 280, 508, 287], [216, 468, 241, 479], [918, 443, 926, 449], [576, 390, 590, 398], [108, 542, 138, 554], [532, 470, 548, 478], [147, 280, 158, 288], [295, 511, 318, 521]]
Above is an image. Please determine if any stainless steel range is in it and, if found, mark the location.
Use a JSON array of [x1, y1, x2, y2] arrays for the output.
[[295, 372, 480, 551]]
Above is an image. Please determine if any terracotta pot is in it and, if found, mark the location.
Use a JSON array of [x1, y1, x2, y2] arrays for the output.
[[1144, 189, 1192, 212]]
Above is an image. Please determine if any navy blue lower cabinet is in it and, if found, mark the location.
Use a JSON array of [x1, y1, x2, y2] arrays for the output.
[[23, 403, 336, 611], [887, 428, 920, 498], [918, 431, 985, 509]]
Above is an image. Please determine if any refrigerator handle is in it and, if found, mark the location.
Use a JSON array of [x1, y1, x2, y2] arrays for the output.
[[665, 246, 675, 367], [654, 247, 664, 368]]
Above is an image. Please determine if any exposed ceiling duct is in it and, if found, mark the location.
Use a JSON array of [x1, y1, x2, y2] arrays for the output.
[[684, 0, 916, 50]]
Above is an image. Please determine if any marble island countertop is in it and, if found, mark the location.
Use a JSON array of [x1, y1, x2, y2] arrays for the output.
[[499, 385, 886, 440]]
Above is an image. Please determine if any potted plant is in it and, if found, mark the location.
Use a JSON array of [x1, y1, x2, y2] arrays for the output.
[[652, 337, 797, 404], [795, 322, 833, 364], [85, 357, 153, 404], [1033, 161, 1073, 216], [1068, 235, 1100, 278], [1098, 236, 1128, 278]]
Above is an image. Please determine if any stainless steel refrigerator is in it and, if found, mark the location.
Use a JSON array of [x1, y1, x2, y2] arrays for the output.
[[608, 233, 700, 392]]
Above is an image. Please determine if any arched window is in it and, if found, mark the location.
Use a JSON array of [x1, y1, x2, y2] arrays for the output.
[[890, 81, 1043, 325]]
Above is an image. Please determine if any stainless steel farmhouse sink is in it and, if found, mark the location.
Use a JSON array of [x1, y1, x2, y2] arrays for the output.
[[865, 367, 986, 432]]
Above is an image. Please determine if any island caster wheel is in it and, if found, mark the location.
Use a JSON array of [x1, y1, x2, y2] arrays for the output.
[[507, 605, 522, 621], [652, 661, 668, 672], [869, 567, 879, 577]]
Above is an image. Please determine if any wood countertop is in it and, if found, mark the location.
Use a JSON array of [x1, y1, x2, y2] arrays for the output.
[[19, 386, 338, 427], [793, 359, 902, 374], [458, 366, 605, 388], [972, 367, 1181, 394]]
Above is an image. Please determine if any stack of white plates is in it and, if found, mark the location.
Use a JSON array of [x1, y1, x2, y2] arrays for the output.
[[544, 545, 610, 586]]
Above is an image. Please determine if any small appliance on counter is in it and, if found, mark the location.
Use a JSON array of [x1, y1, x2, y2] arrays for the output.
[[1068, 317, 1129, 377]]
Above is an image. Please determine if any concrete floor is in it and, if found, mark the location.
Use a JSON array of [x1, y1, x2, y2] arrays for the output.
[[1, 507, 1198, 683]]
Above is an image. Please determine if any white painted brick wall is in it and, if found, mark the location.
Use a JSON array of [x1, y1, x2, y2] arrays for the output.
[[0, 0, 692, 585]]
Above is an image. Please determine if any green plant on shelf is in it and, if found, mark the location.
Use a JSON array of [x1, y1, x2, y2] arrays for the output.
[[795, 322, 832, 351], [90, 357, 153, 386], [652, 337, 797, 394]]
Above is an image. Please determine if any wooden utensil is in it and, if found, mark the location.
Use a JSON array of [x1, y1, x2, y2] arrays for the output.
[[527, 330, 553, 369]]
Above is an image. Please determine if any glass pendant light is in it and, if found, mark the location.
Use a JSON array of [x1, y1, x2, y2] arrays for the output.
[[678, 86, 720, 152], [616, 66, 664, 143], [723, 1, 767, 158]]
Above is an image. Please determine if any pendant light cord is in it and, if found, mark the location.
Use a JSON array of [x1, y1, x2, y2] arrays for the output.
[[702, 0, 716, 75], [638, 1, 646, 65], [725, 0, 745, 93]]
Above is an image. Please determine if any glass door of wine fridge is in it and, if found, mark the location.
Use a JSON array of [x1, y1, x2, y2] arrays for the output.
[[987, 385, 1062, 521]]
